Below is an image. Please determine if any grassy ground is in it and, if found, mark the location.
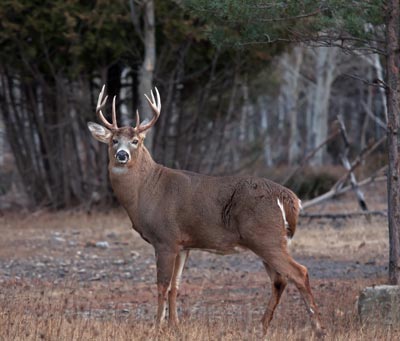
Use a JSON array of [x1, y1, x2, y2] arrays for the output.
[[0, 184, 397, 340]]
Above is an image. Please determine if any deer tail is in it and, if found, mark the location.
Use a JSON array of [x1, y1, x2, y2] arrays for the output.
[[277, 191, 301, 240]]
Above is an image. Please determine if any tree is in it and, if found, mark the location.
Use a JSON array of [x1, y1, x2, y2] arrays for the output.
[[385, 0, 400, 284], [130, 0, 157, 151]]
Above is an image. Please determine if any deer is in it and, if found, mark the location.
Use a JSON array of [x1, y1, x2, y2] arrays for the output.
[[87, 85, 324, 336]]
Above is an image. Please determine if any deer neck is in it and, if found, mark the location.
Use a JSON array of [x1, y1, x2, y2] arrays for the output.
[[108, 146, 160, 211]]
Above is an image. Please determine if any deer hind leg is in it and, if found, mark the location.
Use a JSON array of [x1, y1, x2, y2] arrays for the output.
[[155, 250, 177, 327], [168, 250, 189, 327], [269, 255, 324, 336], [261, 262, 288, 335], [286, 259, 325, 336]]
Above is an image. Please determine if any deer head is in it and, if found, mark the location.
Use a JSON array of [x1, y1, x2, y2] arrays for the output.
[[87, 85, 161, 166]]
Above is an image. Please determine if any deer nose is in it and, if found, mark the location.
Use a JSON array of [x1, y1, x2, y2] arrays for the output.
[[116, 150, 129, 163]]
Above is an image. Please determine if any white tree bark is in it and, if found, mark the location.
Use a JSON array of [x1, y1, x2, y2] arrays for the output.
[[138, 0, 156, 151], [120, 66, 133, 126], [307, 47, 338, 166], [280, 46, 304, 165]]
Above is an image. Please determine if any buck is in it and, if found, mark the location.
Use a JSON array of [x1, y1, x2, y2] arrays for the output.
[[87, 85, 324, 336]]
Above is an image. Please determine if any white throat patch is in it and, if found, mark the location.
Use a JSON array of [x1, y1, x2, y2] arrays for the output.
[[111, 166, 128, 175]]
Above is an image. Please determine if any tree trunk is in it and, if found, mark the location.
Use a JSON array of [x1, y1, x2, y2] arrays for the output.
[[386, 0, 400, 285], [284, 47, 304, 165], [138, 0, 156, 152], [307, 47, 338, 166]]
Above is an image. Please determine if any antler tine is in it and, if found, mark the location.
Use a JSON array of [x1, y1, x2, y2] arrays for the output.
[[150, 87, 161, 112], [112, 96, 117, 128], [155, 87, 161, 112], [136, 87, 161, 133], [95, 85, 118, 130]]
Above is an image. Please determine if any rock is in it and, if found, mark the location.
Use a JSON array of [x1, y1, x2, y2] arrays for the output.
[[113, 259, 125, 265], [358, 285, 400, 325], [95, 241, 110, 249], [52, 237, 66, 243]]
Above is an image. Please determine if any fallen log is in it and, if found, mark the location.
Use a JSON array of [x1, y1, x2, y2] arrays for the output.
[[300, 210, 387, 219]]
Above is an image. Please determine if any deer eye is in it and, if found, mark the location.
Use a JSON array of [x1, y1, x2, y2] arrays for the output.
[[112, 139, 118, 145], [131, 139, 138, 145]]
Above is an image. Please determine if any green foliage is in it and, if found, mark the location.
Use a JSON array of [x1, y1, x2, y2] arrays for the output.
[[0, 0, 137, 78], [0, 0, 279, 84], [183, 0, 385, 48]]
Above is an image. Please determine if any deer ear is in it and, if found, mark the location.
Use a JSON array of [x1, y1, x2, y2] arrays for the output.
[[87, 122, 112, 144]]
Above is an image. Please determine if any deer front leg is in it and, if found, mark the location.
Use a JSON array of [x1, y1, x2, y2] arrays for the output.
[[168, 250, 189, 327], [155, 250, 177, 327]]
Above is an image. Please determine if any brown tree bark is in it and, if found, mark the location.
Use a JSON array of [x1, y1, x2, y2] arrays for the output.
[[386, 0, 400, 284]]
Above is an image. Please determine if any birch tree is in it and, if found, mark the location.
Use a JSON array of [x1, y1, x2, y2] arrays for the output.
[[307, 47, 338, 165], [280, 47, 304, 165], [135, 0, 157, 151]]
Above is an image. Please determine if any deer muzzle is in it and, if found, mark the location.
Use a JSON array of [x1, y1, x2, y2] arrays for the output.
[[115, 150, 130, 164]]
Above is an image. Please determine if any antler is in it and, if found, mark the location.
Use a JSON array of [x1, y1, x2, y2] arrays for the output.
[[135, 87, 161, 133], [96, 84, 118, 130]]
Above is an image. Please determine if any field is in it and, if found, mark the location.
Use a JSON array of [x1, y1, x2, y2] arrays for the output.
[[0, 183, 397, 340]]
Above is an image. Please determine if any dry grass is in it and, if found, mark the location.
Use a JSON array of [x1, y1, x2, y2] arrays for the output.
[[0, 204, 396, 340], [0, 279, 398, 340]]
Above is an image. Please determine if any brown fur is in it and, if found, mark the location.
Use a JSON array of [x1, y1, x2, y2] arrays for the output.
[[88, 92, 324, 336], [280, 189, 300, 239]]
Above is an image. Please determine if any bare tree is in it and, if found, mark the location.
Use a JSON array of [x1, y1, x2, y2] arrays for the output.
[[386, 0, 400, 284]]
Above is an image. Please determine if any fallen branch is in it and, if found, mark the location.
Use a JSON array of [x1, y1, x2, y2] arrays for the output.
[[337, 114, 368, 211], [362, 101, 387, 131], [300, 210, 387, 219], [334, 135, 386, 190], [301, 172, 387, 210]]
